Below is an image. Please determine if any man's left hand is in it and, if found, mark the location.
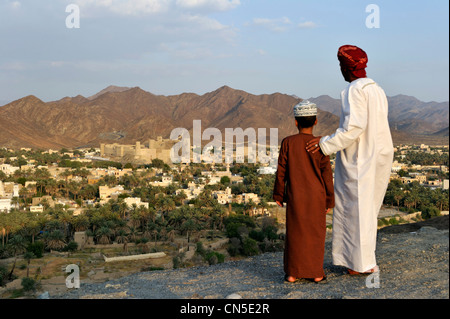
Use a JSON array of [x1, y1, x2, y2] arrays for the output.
[[306, 137, 322, 154]]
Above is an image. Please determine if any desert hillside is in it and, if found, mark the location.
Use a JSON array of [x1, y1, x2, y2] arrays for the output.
[[1, 86, 448, 149]]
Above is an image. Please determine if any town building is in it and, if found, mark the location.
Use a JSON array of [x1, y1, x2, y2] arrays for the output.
[[0, 164, 20, 176], [100, 137, 176, 164], [123, 197, 149, 209], [99, 185, 126, 203], [0, 198, 12, 213]]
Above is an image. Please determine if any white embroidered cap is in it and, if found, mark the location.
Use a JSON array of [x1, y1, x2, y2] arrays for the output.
[[293, 100, 317, 117]]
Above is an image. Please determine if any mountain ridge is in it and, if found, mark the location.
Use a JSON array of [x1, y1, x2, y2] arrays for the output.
[[0, 86, 448, 149]]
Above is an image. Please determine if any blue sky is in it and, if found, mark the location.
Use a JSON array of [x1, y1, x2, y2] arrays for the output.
[[0, 0, 448, 104]]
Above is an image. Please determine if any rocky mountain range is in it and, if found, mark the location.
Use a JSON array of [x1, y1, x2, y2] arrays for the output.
[[0, 85, 448, 150], [309, 94, 449, 144]]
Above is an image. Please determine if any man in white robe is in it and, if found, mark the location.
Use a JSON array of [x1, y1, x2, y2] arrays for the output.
[[306, 45, 394, 274]]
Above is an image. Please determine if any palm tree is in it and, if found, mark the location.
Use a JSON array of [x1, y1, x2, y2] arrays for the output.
[[1, 227, 5, 248], [68, 181, 82, 201], [159, 227, 167, 242], [167, 229, 176, 243], [58, 211, 73, 239], [118, 201, 128, 220], [130, 204, 141, 228], [8, 235, 28, 280], [45, 179, 58, 198], [142, 222, 155, 241], [128, 226, 139, 243], [35, 179, 47, 197], [212, 203, 226, 231], [80, 184, 97, 201], [23, 251, 35, 278], [434, 190, 448, 211], [393, 190, 404, 211], [24, 219, 41, 244], [11, 196, 20, 211], [180, 218, 199, 250], [19, 186, 32, 207], [1, 213, 18, 245], [73, 168, 90, 180], [156, 196, 176, 222], [244, 199, 256, 216], [115, 229, 130, 252], [409, 188, 421, 209], [404, 196, 415, 210], [137, 206, 151, 231], [34, 167, 51, 180], [167, 209, 184, 229], [95, 226, 112, 245], [44, 230, 66, 251], [71, 215, 90, 232]]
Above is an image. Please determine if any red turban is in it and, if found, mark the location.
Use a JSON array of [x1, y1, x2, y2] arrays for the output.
[[338, 45, 368, 79]]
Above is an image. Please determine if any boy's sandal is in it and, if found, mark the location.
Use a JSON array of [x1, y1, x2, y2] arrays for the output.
[[305, 276, 327, 284], [284, 275, 299, 283]]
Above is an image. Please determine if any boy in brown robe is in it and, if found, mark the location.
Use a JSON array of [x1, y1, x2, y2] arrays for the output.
[[273, 100, 335, 283]]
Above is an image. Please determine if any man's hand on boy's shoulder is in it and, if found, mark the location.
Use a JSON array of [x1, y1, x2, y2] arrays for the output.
[[306, 136, 323, 154]]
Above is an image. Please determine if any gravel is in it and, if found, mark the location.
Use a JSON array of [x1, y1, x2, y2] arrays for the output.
[[53, 217, 449, 300]]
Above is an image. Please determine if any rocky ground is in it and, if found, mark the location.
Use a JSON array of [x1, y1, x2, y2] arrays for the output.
[[51, 216, 449, 300]]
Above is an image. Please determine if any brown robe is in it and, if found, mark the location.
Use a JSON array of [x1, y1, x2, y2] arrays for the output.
[[273, 133, 335, 279]]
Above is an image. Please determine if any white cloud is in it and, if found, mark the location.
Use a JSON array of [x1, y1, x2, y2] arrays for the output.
[[71, 0, 239, 47], [298, 21, 318, 29], [10, 1, 21, 9], [249, 17, 318, 32], [250, 17, 292, 32], [176, 0, 240, 11], [74, 0, 171, 15], [50, 61, 66, 68], [74, 0, 240, 16], [256, 49, 267, 56], [0, 61, 27, 71], [113, 0, 172, 15]]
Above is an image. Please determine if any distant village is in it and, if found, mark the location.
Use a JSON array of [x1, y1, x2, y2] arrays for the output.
[[0, 138, 279, 216], [0, 141, 448, 216]]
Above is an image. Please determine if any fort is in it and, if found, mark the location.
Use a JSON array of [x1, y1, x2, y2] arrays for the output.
[[100, 136, 176, 164]]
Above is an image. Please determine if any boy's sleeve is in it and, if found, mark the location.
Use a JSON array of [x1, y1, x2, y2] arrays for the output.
[[273, 138, 288, 203], [320, 154, 335, 208]]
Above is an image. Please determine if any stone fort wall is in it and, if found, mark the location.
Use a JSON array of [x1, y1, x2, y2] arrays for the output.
[[100, 137, 176, 164]]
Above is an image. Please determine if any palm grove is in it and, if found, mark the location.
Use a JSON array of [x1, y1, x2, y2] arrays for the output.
[[0, 148, 279, 286]]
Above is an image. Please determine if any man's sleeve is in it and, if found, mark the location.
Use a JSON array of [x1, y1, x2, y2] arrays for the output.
[[273, 138, 288, 203], [319, 86, 368, 156]]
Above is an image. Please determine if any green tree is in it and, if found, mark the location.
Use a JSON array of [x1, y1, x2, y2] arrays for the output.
[[180, 218, 200, 249], [220, 176, 230, 186], [8, 235, 28, 280], [242, 237, 260, 256], [44, 230, 66, 251], [421, 206, 441, 220], [95, 226, 112, 245], [23, 251, 35, 278], [71, 215, 90, 232], [21, 277, 37, 292]]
